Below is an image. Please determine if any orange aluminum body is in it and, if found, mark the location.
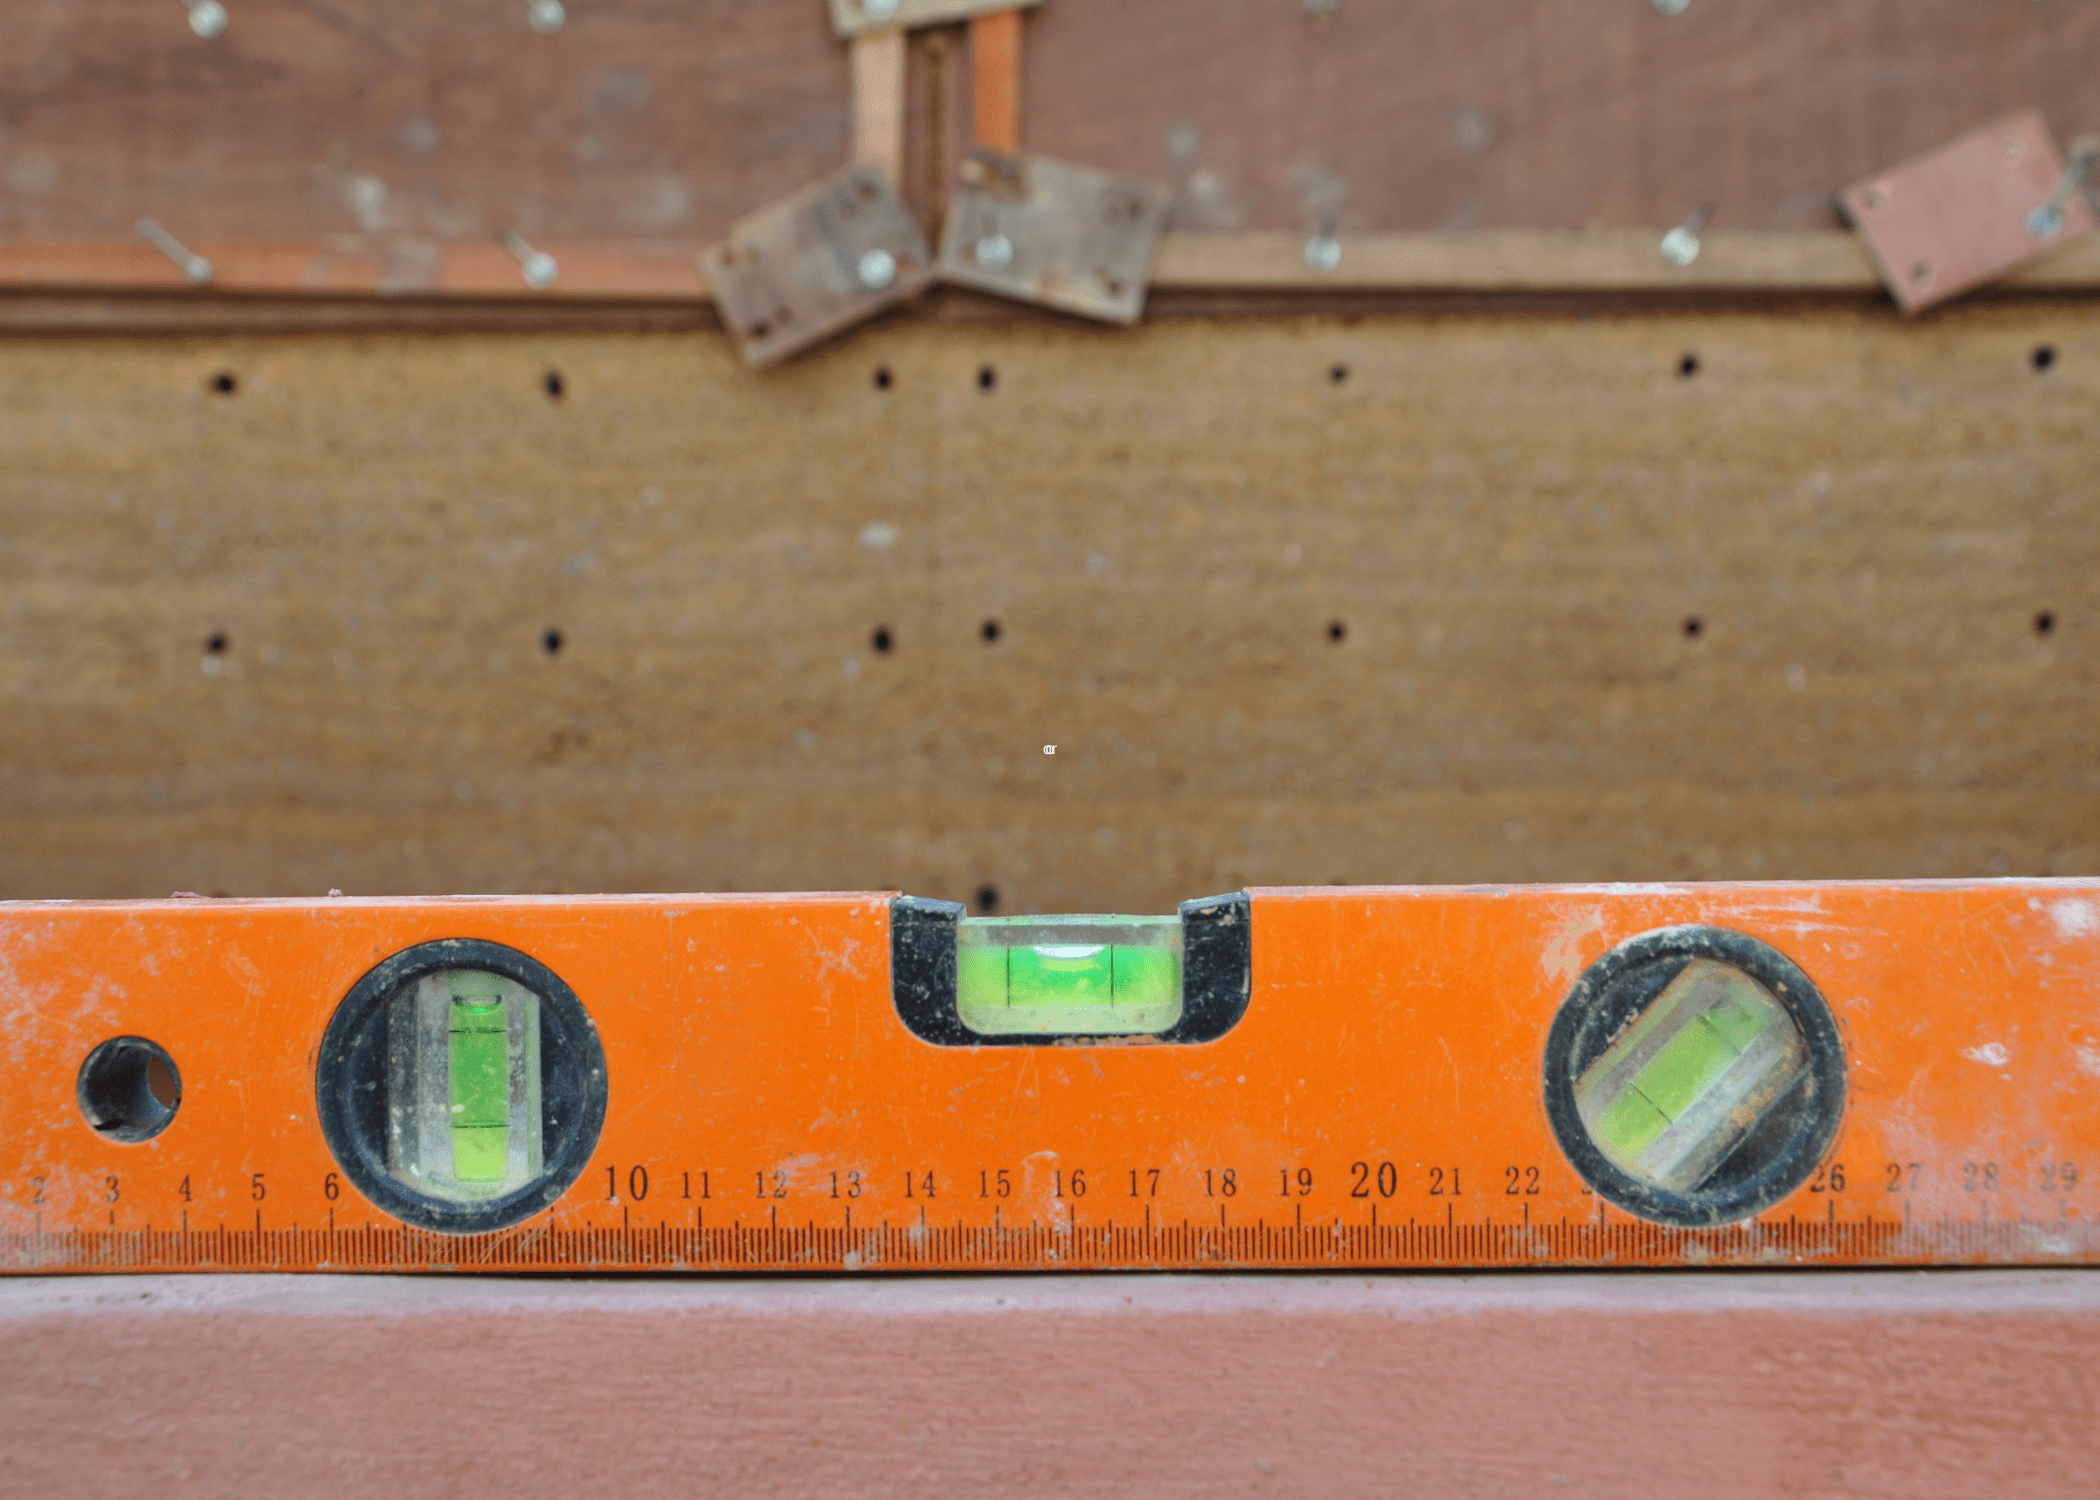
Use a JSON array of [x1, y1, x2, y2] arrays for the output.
[[3, 881, 2097, 1273]]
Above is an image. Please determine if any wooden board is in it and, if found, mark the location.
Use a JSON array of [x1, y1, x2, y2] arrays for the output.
[[0, 0, 851, 244], [1, 1, 2095, 246], [1020, 0, 2100, 234], [5, 1271, 2100, 1497], [0, 303, 2091, 908]]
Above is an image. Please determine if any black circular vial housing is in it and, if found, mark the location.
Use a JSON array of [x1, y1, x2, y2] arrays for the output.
[[315, 939, 607, 1234], [1542, 925, 1845, 1228]]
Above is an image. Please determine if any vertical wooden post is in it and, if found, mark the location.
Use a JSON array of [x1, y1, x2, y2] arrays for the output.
[[851, 30, 908, 183], [969, 10, 1022, 152]]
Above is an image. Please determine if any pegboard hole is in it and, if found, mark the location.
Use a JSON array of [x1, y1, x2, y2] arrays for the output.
[[205, 631, 228, 655], [2035, 610, 2057, 637], [871, 626, 894, 654], [209, 371, 238, 395], [78, 1037, 182, 1144], [2033, 345, 2057, 372], [1329, 363, 1349, 384], [980, 619, 1002, 643], [542, 628, 564, 655], [874, 366, 894, 390], [544, 371, 566, 400], [1678, 353, 1700, 379], [977, 365, 997, 391], [1326, 620, 1347, 643], [1682, 616, 1704, 639], [975, 884, 1000, 914]]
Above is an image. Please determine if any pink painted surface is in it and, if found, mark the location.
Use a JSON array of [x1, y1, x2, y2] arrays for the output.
[[1841, 110, 2097, 312], [3, 1272, 2098, 1496]]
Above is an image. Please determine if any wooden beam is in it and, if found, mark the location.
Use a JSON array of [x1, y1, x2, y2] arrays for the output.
[[969, 10, 1022, 153], [1145, 229, 2100, 293], [5, 1272, 2099, 1496], [851, 31, 910, 187], [3, 232, 2098, 306]]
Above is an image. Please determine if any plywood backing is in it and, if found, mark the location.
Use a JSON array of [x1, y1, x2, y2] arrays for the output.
[[0, 302, 2093, 908], [2, 0, 2095, 245]]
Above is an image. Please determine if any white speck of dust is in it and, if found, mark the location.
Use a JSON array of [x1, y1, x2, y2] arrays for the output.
[[842, 657, 861, 679], [1962, 1042, 2010, 1067], [200, 656, 223, 677], [2075, 1046, 2100, 1078], [859, 522, 898, 549], [842, 1251, 861, 1270], [1237, 1075, 1246, 1083], [1044, 745, 1056, 755], [2051, 900, 2099, 938]]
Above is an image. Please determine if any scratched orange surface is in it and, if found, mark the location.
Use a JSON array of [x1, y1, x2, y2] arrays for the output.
[[2, 881, 2097, 1272]]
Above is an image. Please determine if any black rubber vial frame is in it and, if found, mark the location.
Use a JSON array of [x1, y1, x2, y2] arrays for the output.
[[315, 937, 608, 1235], [1541, 924, 1847, 1229]]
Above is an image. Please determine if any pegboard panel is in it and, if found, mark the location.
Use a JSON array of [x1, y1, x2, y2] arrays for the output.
[[0, 303, 2092, 906]]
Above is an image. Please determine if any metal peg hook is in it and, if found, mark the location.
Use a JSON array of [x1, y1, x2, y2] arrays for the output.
[[185, 0, 227, 37], [1660, 201, 1714, 267], [136, 219, 213, 285], [526, 0, 565, 33], [501, 230, 560, 289], [2027, 134, 2100, 241]]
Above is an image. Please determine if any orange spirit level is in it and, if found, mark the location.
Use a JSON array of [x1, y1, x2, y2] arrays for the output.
[[4, 880, 2097, 1274]]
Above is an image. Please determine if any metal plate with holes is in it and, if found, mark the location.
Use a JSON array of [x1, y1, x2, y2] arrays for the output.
[[937, 150, 1171, 325], [1840, 110, 2097, 314], [827, 0, 1041, 41], [699, 164, 934, 368]]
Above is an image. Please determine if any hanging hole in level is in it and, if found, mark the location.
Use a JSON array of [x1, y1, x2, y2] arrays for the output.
[[975, 884, 1000, 913], [542, 628, 564, 655], [2033, 345, 2057, 372], [977, 365, 997, 391], [205, 631, 228, 655], [1678, 353, 1700, 378], [209, 371, 237, 395], [871, 626, 894, 654], [544, 370, 566, 399], [980, 619, 1001, 643], [77, 1037, 182, 1144], [1326, 620, 1346, 642], [1682, 616, 1704, 639], [874, 366, 893, 390], [146, 1053, 179, 1108], [2035, 609, 2057, 637]]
